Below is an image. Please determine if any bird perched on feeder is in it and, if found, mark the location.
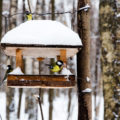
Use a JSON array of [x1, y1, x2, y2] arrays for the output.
[[0, 65, 13, 86], [45, 60, 64, 73], [25, 11, 33, 21]]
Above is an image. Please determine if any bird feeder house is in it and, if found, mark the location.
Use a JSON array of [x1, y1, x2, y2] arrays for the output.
[[1, 20, 82, 88]]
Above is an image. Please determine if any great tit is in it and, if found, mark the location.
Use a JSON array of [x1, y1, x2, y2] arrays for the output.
[[45, 60, 64, 73], [25, 11, 33, 21], [0, 65, 13, 86]]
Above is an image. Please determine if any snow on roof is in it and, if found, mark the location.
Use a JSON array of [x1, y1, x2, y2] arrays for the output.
[[1, 20, 82, 46]]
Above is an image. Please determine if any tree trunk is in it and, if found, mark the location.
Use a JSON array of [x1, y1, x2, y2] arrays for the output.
[[6, 1, 18, 120], [100, 0, 120, 119], [0, 0, 3, 84], [25, 59, 38, 120], [77, 0, 92, 120], [0, 0, 2, 39], [90, 0, 101, 119], [48, 1, 55, 120], [9, 0, 18, 29], [25, 90, 38, 120]]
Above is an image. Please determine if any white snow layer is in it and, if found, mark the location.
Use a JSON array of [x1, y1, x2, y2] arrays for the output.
[[61, 67, 72, 75], [1, 20, 82, 46], [82, 88, 92, 93], [9, 67, 24, 75], [86, 77, 90, 82]]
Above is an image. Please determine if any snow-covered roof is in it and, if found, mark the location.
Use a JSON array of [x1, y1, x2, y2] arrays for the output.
[[1, 20, 82, 46]]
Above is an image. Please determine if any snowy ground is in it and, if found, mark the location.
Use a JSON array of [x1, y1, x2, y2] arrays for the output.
[[0, 89, 78, 120], [0, 91, 104, 120]]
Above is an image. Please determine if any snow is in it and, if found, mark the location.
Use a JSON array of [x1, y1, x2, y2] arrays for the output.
[[0, 93, 6, 120], [82, 88, 92, 93], [1, 20, 82, 46], [92, 95, 104, 120], [78, 4, 90, 11], [2, 11, 9, 16], [116, 13, 120, 18], [86, 77, 90, 82], [9, 67, 24, 75], [61, 67, 72, 75]]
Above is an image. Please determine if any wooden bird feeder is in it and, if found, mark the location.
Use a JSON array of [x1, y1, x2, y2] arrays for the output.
[[1, 20, 82, 88]]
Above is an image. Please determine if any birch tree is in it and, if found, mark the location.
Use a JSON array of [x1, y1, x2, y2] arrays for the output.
[[0, 0, 2, 39], [0, 0, 3, 84], [6, 1, 18, 120]]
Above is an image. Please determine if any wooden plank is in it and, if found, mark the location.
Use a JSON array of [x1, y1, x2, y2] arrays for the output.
[[1, 43, 82, 48], [16, 49, 23, 71], [60, 49, 67, 64], [37, 57, 44, 61], [7, 75, 75, 88], [3, 47, 79, 58]]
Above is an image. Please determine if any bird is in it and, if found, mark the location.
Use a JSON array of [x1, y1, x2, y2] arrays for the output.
[[25, 11, 33, 21], [45, 60, 64, 73], [0, 65, 13, 86]]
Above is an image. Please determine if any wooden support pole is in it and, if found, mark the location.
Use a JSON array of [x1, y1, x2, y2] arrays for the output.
[[16, 49, 23, 71], [37, 57, 44, 61], [16, 49, 23, 120], [60, 49, 67, 64]]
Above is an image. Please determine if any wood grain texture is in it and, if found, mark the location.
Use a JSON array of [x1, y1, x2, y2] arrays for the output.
[[37, 57, 45, 61], [16, 49, 23, 71], [3, 47, 79, 58], [1, 43, 82, 48], [7, 75, 75, 88], [60, 49, 67, 63]]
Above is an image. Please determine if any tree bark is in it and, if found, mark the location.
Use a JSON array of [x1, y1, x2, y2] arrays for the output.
[[0, 0, 3, 84], [100, 0, 120, 119], [77, 0, 92, 120], [9, 0, 17, 29], [48, 1, 55, 120], [0, 0, 2, 39], [6, 1, 18, 120]]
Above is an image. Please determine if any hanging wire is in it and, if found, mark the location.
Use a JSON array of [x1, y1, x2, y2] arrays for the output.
[[2, 4, 90, 19]]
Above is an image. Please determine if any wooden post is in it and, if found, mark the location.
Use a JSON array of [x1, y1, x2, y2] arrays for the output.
[[16, 49, 23, 119], [77, 0, 92, 119], [60, 49, 67, 64], [16, 49, 23, 71], [37, 57, 44, 61]]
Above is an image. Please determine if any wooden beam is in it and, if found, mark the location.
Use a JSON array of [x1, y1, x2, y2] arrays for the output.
[[2, 47, 79, 58], [60, 49, 67, 64], [37, 57, 44, 61], [1, 43, 82, 48], [16, 49, 23, 71], [7, 75, 75, 88]]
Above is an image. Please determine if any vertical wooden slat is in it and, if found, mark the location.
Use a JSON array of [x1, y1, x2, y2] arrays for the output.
[[60, 49, 67, 64], [16, 49, 23, 71], [37, 57, 44, 61]]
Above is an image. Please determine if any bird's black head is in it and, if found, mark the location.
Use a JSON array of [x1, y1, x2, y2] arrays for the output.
[[25, 11, 30, 15], [56, 60, 63, 67], [7, 65, 12, 70]]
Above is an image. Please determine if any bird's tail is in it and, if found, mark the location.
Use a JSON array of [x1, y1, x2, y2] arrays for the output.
[[45, 64, 53, 69]]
